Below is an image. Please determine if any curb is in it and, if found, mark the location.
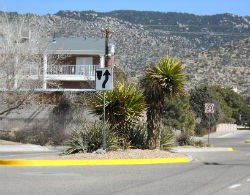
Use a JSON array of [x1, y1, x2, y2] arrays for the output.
[[227, 147, 234, 151], [0, 144, 51, 152], [173, 147, 234, 153], [0, 157, 189, 166]]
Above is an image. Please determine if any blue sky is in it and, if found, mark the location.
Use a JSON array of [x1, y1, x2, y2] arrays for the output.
[[0, 0, 249, 16]]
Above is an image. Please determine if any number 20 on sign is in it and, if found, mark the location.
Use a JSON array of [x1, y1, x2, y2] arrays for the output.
[[205, 103, 215, 113]]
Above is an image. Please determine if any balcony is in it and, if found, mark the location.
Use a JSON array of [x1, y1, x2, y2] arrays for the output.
[[46, 64, 97, 81]]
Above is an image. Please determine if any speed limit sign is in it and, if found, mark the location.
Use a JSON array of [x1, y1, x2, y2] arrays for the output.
[[205, 103, 215, 113]]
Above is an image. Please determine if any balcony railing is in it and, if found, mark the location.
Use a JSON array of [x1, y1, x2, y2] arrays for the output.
[[46, 64, 97, 81], [18, 64, 97, 81], [47, 65, 96, 76]]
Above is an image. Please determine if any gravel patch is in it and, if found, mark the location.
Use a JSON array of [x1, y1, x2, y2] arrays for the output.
[[48, 149, 185, 160]]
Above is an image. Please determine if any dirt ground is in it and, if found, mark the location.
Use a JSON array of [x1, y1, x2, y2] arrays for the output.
[[50, 149, 186, 160]]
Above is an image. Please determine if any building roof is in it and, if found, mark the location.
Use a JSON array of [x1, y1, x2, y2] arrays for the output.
[[45, 37, 105, 55]]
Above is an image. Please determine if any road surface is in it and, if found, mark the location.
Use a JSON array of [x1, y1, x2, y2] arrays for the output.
[[0, 130, 249, 195]]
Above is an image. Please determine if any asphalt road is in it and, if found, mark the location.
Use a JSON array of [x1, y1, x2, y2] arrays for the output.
[[0, 130, 250, 195]]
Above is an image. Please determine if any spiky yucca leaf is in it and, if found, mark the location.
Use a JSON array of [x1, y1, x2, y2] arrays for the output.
[[143, 56, 185, 100], [92, 81, 145, 127], [64, 121, 119, 154], [160, 128, 175, 151], [91, 81, 145, 146]]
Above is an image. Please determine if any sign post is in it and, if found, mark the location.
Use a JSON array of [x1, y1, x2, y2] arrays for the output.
[[103, 91, 106, 150], [95, 68, 113, 150], [205, 103, 215, 145]]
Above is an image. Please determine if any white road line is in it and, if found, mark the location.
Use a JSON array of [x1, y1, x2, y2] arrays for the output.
[[228, 184, 242, 189], [217, 132, 236, 138], [228, 183, 241, 189]]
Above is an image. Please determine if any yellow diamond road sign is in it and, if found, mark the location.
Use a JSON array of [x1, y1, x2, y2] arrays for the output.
[[95, 68, 113, 91]]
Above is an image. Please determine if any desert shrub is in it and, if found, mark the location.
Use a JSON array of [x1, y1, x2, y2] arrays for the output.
[[127, 122, 148, 149], [160, 127, 175, 151], [193, 140, 206, 147], [10, 124, 68, 146], [64, 120, 119, 154], [176, 132, 194, 146], [195, 124, 217, 137], [194, 124, 207, 136]]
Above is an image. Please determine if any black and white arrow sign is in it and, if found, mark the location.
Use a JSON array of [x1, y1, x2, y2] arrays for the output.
[[96, 68, 113, 91]]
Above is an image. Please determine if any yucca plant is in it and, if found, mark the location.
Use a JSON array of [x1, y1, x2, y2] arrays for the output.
[[160, 127, 175, 151], [64, 121, 119, 154], [91, 81, 146, 145], [141, 56, 185, 149]]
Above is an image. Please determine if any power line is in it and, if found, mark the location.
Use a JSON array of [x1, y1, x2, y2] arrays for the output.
[[143, 24, 249, 28], [141, 24, 250, 37], [159, 31, 250, 37]]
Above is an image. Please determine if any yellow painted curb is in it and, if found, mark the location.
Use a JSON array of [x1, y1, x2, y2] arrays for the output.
[[0, 157, 189, 166], [227, 147, 234, 151], [244, 140, 250, 144]]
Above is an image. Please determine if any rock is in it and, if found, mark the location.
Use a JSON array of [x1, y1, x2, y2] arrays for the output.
[[94, 149, 106, 154]]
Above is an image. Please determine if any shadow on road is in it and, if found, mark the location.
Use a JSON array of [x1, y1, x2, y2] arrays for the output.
[[203, 162, 250, 166]]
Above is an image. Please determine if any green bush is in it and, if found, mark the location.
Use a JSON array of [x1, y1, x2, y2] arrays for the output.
[[194, 124, 207, 136], [193, 140, 206, 147], [163, 95, 195, 137], [64, 121, 119, 154], [190, 85, 221, 131]]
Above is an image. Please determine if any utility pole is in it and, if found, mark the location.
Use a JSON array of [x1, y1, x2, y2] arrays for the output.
[[101, 27, 112, 150], [104, 28, 112, 67]]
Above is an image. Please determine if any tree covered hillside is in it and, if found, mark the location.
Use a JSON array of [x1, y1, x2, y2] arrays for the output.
[[1, 10, 249, 95]]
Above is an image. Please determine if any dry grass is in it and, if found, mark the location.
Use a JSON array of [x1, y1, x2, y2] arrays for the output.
[[0, 139, 21, 145]]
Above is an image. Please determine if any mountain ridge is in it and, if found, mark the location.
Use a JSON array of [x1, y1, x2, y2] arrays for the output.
[[1, 10, 249, 95]]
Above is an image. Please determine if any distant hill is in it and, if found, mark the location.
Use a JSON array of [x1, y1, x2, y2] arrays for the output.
[[56, 10, 250, 46], [1, 10, 250, 95], [183, 37, 250, 95], [56, 10, 250, 33]]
